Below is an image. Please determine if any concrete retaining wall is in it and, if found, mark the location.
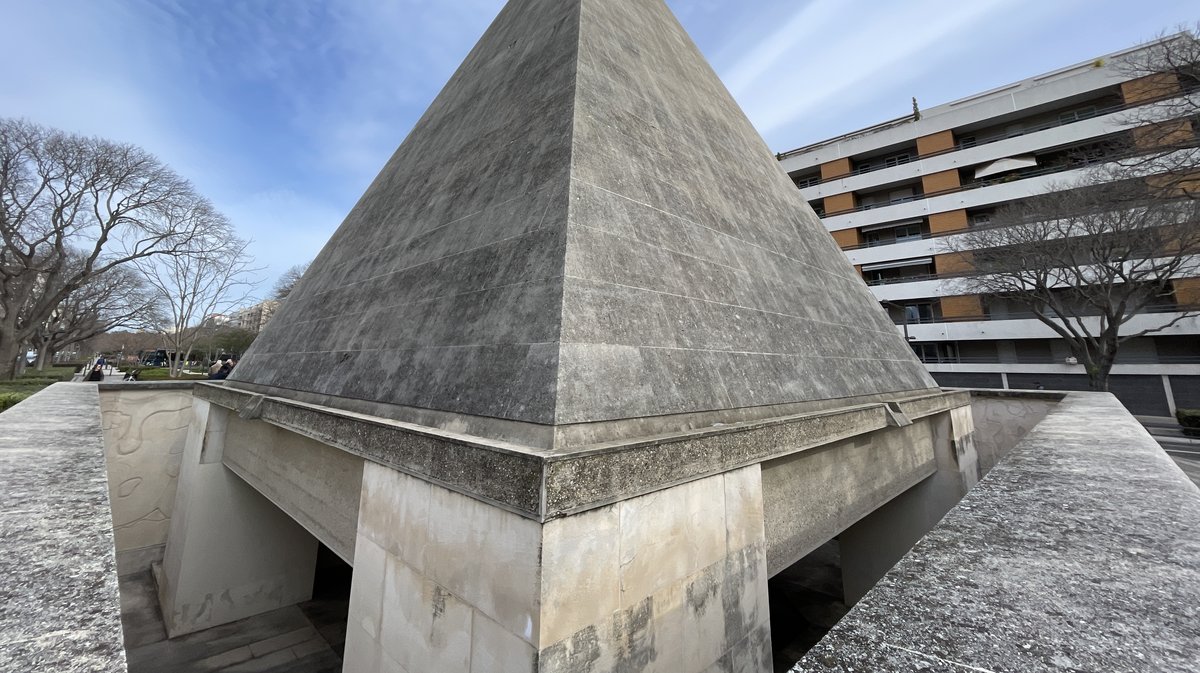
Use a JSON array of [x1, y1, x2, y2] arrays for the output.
[[98, 383, 194, 575]]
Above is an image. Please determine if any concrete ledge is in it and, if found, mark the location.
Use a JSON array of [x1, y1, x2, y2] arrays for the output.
[[795, 391, 1200, 673], [99, 380, 198, 392], [196, 383, 969, 519], [0, 383, 127, 672]]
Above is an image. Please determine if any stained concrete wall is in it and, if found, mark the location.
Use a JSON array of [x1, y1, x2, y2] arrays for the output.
[[761, 417, 939, 577], [158, 400, 319, 637], [968, 391, 1059, 475], [221, 414, 364, 563], [344, 462, 771, 673], [98, 384, 193, 575], [839, 405, 979, 604]]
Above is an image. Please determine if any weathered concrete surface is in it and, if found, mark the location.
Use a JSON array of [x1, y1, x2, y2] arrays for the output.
[[200, 382, 968, 522], [761, 417, 938, 578], [795, 392, 1200, 673], [966, 389, 1061, 475], [98, 384, 194, 575], [158, 400, 319, 638], [0, 383, 126, 672], [838, 405, 978, 605], [228, 0, 936, 436], [221, 414, 364, 563], [344, 462, 770, 673]]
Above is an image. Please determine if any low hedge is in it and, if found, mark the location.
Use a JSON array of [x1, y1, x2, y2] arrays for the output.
[[0, 392, 31, 411], [1178, 408, 1200, 437]]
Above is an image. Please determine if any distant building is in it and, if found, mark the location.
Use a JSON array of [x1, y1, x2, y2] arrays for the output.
[[777, 38, 1200, 416], [228, 300, 280, 334]]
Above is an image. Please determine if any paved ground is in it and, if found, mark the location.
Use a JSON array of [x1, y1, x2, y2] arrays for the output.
[[1138, 415, 1200, 487], [1173, 456, 1200, 487], [119, 571, 345, 673], [769, 540, 847, 673]]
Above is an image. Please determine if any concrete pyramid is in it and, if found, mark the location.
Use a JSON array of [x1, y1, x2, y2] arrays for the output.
[[230, 0, 937, 445]]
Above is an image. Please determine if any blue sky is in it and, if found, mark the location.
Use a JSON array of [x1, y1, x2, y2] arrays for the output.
[[2, 0, 1195, 295]]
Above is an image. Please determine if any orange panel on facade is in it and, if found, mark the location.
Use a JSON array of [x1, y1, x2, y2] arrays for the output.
[[832, 228, 861, 248], [917, 130, 956, 156], [820, 157, 853, 181], [1174, 278, 1200, 306], [922, 169, 961, 195], [824, 192, 856, 215], [939, 295, 984, 319], [935, 252, 973, 275], [1132, 119, 1196, 150], [1120, 73, 1181, 104], [928, 210, 968, 234]]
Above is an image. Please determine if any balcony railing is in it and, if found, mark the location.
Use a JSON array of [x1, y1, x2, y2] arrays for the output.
[[866, 272, 940, 286]]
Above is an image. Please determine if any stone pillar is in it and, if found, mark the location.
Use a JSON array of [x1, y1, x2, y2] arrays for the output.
[[344, 462, 771, 673], [839, 407, 979, 605], [156, 399, 319, 637]]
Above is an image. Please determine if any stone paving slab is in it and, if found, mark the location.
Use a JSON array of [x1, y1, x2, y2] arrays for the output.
[[120, 572, 341, 673]]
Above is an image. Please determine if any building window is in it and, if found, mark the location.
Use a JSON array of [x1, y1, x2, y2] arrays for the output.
[[911, 342, 959, 363], [905, 303, 936, 324], [894, 223, 923, 241]]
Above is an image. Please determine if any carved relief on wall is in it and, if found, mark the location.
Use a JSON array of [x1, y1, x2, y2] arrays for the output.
[[99, 390, 193, 552]]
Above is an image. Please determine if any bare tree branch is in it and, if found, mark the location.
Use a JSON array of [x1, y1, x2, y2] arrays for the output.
[[943, 177, 1200, 390], [0, 118, 224, 378]]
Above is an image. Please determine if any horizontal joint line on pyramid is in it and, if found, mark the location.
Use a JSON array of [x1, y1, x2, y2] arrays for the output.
[[570, 176, 861, 287], [562, 275, 902, 338], [266, 277, 567, 329], [306, 222, 562, 300], [585, 344, 924, 361], [242, 342, 559, 357], [567, 221, 751, 275], [317, 180, 562, 275]]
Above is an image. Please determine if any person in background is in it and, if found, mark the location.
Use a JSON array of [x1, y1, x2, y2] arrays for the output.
[[209, 359, 224, 377], [86, 364, 104, 382], [210, 360, 233, 380]]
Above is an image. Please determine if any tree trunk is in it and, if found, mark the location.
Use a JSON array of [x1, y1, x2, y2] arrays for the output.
[[0, 321, 20, 380], [1088, 359, 1114, 392], [35, 347, 50, 371]]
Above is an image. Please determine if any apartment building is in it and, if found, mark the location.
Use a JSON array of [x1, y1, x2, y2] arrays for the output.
[[777, 39, 1200, 416], [229, 299, 279, 334]]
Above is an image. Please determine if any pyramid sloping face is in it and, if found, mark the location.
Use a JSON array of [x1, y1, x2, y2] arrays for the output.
[[231, 0, 936, 430]]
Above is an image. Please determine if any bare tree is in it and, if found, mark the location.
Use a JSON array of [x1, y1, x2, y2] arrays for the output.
[[272, 261, 311, 301], [1112, 27, 1200, 198], [30, 265, 163, 370], [943, 178, 1200, 390], [0, 118, 215, 379], [135, 234, 259, 377]]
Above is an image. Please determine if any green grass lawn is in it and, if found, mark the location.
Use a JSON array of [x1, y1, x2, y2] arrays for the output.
[[124, 367, 208, 381], [0, 366, 79, 411]]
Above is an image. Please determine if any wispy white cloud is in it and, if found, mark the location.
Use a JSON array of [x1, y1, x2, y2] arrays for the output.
[[723, 0, 1033, 140]]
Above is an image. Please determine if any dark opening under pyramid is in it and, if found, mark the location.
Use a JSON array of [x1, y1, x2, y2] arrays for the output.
[[229, 0, 937, 437]]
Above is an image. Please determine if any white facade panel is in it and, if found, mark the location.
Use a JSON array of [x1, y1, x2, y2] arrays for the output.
[[900, 313, 1200, 342]]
